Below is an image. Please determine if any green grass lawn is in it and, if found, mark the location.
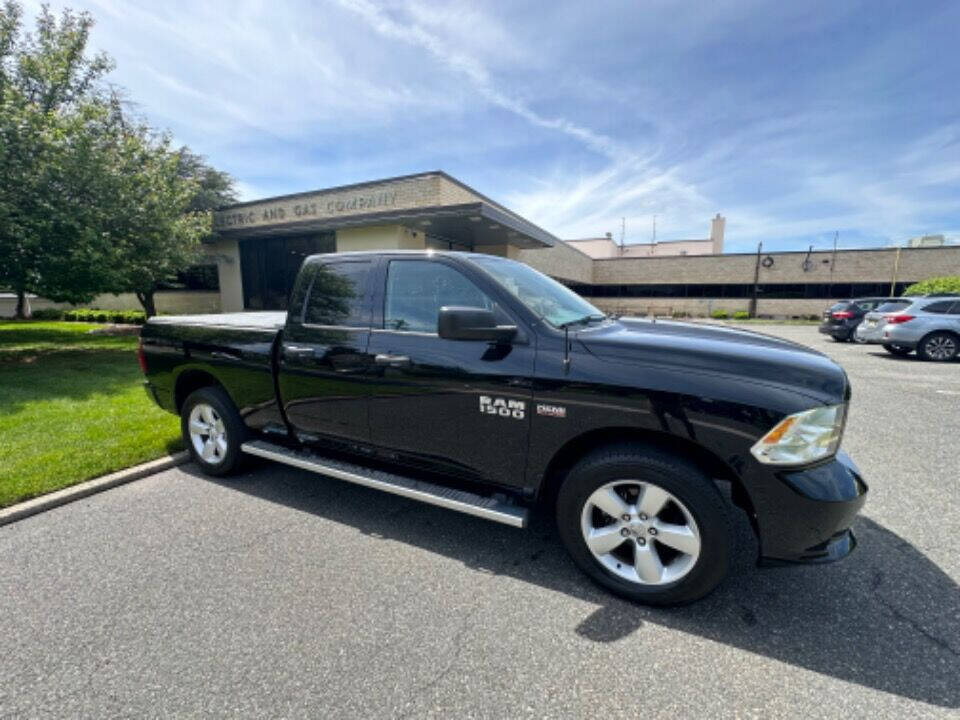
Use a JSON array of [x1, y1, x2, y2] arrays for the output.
[[0, 321, 182, 507]]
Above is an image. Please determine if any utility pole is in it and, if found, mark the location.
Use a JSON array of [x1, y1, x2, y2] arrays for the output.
[[620, 217, 625, 252], [890, 245, 902, 295], [749, 241, 763, 318], [829, 231, 838, 297]]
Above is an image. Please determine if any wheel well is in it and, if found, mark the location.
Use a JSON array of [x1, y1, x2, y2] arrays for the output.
[[536, 427, 756, 520], [173, 370, 223, 412], [921, 329, 960, 343]]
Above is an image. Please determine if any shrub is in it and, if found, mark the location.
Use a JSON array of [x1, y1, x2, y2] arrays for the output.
[[30, 308, 64, 320], [59, 308, 146, 324], [710, 309, 729, 319], [732, 310, 750, 320], [903, 276, 960, 296]]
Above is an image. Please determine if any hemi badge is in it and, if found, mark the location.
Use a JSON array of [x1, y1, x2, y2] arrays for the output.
[[537, 403, 566, 418]]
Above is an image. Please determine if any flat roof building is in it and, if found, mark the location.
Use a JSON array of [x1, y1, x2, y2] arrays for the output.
[[202, 170, 960, 319], [207, 171, 557, 311]]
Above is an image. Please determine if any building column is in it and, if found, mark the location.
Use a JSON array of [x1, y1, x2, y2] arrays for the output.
[[206, 238, 244, 313]]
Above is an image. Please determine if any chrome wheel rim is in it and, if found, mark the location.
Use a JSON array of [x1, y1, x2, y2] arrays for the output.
[[188, 403, 228, 465], [580, 480, 701, 586], [925, 336, 956, 360]]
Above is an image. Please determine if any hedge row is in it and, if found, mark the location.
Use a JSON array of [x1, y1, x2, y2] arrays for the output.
[[31, 308, 146, 324]]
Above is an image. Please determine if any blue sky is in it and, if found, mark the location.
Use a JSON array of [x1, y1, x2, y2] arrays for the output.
[[24, 0, 960, 252]]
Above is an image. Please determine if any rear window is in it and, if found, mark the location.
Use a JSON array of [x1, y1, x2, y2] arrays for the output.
[[828, 302, 852, 311], [875, 301, 911, 313]]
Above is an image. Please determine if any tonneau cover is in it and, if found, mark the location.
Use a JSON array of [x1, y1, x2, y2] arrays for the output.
[[147, 311, 287, 330]]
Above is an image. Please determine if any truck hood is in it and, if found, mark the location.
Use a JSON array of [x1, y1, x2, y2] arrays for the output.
[[578, 318, 848, 404]]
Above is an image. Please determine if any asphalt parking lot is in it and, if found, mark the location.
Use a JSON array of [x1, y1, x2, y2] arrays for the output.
[[1, 325, 957, 719]]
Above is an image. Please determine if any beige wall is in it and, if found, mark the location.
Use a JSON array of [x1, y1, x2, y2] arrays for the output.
[[214, 173, 485, 235], [89, 291, 221, 314], [591, 297, 835, 318], [0, 291, 221, 318], [336, 224, 425, 252], [592, 246, 960, 286], [620, 239, 714, 258], [514, 241, 594, 285]]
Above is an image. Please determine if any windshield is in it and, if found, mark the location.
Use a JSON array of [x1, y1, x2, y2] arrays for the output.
[[472, 255, 604, 328]]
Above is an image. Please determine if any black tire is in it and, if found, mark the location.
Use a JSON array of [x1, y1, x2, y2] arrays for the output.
[[882, 343, 912, 357], [917, 332, 959, 362], [180, 386, 249, 476], [556, 444, 733, 605], [831, 332, 850, 343]]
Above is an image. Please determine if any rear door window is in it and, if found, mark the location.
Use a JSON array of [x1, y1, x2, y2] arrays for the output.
[[921, 301, 955, 314], [303, 261, 373, 327]]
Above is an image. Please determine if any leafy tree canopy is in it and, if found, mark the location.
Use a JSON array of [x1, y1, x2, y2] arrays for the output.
[[903, 276, 960, 296], [0, 1, 235, 317]]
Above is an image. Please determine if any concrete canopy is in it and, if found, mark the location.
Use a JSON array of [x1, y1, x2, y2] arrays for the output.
[[210, 171, 557, 250]]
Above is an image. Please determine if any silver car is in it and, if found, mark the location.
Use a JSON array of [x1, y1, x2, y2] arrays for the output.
[[877, 296, 960, 361], [855, 299, 914, 344]]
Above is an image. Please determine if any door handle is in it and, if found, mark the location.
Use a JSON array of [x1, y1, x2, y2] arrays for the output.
[[283, 345, 315, 359], [374, 353, 410, 368]]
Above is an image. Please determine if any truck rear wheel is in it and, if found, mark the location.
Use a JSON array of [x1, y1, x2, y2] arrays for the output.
[[181, 386, 249, 476], [556, 444, 733, 605]]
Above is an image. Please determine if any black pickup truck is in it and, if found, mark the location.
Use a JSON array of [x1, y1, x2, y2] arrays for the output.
[[140, 250, 867, 604]]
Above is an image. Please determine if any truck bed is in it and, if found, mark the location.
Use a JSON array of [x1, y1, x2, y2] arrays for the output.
[[140, 312, 286, 426]]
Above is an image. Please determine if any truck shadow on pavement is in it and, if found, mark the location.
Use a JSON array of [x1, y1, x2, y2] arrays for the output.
[[191, 465, 960, 709]]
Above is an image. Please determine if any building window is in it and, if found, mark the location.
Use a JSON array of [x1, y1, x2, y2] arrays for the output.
[[570, 281, 915, 300], [240, 232, 335, 310]]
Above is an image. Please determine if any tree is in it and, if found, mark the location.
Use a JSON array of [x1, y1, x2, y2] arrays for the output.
[[100, 121, 210, 317], [176, 148, 236, 213], [0, 1, 115, 317], [903, 276, 960, 296]]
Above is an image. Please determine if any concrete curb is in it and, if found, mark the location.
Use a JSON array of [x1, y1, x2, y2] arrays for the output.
[[0, 451, 191, 527]]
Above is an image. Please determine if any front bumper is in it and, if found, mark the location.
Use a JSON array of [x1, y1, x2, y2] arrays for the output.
[[743, 450, 867, 565]]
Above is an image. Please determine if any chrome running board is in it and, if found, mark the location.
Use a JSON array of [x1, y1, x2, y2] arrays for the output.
[[240, 439, 528, 528]]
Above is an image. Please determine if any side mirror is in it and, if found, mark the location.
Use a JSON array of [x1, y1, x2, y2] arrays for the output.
[[438, 306, 517, 343]]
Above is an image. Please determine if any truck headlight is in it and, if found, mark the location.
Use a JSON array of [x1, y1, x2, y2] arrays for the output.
[[750, 404, 846, 466]]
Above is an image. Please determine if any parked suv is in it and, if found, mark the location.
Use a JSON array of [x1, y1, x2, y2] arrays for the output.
[[818, 297, 899, 342], [854, 299, 914, 345], [880, 296, 960, 361]]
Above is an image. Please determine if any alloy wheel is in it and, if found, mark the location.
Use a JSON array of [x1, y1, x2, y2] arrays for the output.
[[924, 335, 957, 361], [580, 480, 701, 586], [188, 403, 228, 464]]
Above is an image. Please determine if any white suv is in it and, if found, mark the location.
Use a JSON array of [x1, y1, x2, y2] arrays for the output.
[[880, 296, 960, 361]]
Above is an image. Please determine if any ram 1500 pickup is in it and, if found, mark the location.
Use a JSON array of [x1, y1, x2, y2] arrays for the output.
[[140, 250, 867, 604]]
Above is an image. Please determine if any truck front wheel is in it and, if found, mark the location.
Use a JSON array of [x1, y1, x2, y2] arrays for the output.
[[181, 386, 249, 476], [556, 445, 733, 605]]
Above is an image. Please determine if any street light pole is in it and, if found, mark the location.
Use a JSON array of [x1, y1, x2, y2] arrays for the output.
[[749, 241, 763, 318]]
